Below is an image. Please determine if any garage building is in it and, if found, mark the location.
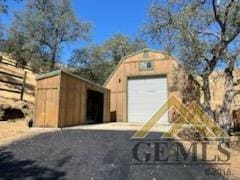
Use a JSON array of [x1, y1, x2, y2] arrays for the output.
[[104, 48, 182, 123]]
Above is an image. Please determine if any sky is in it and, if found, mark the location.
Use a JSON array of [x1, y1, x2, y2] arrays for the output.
[[1, 0, 155, 62]]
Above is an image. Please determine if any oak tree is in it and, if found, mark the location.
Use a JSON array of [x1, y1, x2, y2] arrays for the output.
[[144, 0, 240, 129], [8, 0, 91, 70]]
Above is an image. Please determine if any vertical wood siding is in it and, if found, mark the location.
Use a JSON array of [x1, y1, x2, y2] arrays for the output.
[[34, 75, 60, 127], [105, 51, 182, 122], [35, 71, 110, 128]]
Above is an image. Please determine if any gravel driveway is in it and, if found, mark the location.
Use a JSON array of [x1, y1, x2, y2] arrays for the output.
[[0, 129, 226, 180]]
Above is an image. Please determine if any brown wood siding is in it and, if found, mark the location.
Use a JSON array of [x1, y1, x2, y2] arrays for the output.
[[45, 89, 59, 127], [34, 75, 60, 127], [58, 72, 110, 127], [105, 50, 182, 122], [35, 71, 110, 128]]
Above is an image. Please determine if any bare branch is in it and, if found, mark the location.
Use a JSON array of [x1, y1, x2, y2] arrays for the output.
[[203, 57, 210, 64], [234, 90, 240, 97], [196, 30, 221, 39], [212, 0, 224, 31], [234, 79, 240, 86], [225, 27, 240, 43]]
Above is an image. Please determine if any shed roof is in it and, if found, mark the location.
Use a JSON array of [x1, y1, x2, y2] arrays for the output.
[[36, 69, 105, 89]]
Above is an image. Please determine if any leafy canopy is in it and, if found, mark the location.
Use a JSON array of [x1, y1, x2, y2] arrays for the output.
[[5, 0, 91, 71], [69, 34, 147, 84], [144, 0, 240, 75]]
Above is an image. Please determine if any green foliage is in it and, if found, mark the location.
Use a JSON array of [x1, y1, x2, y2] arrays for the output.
[[5, 0, 91, 71], [0, 0, 22, 43], [144, 0, 240, 75], [0, 0, 9, 13], [68, 34, 147, 85], [0, 0, 21, 14], [104, 34, 147, 65], [68, 46, 114, 85], [4, 30, 37, 69]]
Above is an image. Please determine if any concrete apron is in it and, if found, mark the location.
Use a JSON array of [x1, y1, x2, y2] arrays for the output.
[[64, 122, 172, 133]]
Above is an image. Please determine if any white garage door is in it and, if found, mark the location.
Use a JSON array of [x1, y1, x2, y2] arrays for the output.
[[128, 76, 168, 123]]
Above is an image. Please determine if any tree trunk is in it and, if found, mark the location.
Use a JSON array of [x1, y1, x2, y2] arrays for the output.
[[216, 65, 234, 131], [202, 73, 213, 118], [50, 60, 55, 70], [50, 48, 57, 71]]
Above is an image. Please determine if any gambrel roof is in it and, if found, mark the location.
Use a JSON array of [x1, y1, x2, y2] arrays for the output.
[[103, 48, 180, 86]]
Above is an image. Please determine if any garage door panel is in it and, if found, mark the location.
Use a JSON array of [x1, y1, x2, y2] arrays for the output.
[[128, 76, 168, 123], [129, 113, 168, 122], [128, 86, 167, 91], [129, 103, 166, 108], [128, 97, 167, 103], [128, 92, 167, 97], [128, 92, 167, 96]]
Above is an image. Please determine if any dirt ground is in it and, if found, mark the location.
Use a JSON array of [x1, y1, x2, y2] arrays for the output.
[[0, 120, 31, 146], [180, 140, 240, 179], [0, 120, 57, 147], [229, 149, 240, 178]]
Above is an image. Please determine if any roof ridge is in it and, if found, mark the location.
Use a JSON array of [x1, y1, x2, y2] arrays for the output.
[[103, 48, 180, 86]]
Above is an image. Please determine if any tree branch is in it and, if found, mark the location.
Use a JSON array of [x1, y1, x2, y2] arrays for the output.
[[225, 27, 240, 44], [234, 79, 240, 86], [223, 0, 235, 26], [234, 90, 240, 97], [196, 30, 221, 40], [212, 0, 224, 31]]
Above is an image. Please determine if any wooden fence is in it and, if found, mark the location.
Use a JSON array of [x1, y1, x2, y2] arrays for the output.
[[0, 55, 32, 71], [0, 70, 27, 100]]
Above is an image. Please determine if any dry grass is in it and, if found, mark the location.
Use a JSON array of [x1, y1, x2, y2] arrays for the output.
[[0, 120, 30, 146], [0, 120, 29, 139], [0, 120, 57, 147]]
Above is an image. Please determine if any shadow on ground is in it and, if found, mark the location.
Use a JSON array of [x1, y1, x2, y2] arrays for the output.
[[0, 129, 226, 180], [0, 149, 65, 180]]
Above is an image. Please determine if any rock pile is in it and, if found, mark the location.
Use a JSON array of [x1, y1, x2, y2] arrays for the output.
[[177, 127, 205, 141]]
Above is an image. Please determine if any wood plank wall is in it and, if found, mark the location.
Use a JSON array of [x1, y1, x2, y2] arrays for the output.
[[34, 75, 61, 127], [35, 71, 110, 128], [105, 51, 183, 122], [58, 72, 110, 127]]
